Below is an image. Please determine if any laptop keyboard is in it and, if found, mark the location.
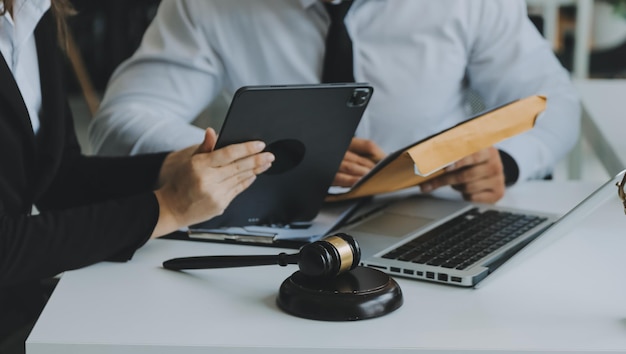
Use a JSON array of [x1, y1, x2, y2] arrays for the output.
[[381, 208, 548, 270]]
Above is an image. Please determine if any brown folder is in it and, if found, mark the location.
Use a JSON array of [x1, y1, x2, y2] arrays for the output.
[[326, 95, 547, 202]]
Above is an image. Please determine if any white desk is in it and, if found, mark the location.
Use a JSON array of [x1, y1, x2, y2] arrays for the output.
[[574, 79, 626, 176], [28, 180, 626, 354]]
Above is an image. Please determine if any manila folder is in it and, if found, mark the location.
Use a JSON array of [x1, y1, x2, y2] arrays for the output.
[[326, 95, 547, 201]]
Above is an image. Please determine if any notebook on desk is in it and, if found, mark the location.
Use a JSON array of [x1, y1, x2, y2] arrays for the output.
[[338, 170, 626, 287]]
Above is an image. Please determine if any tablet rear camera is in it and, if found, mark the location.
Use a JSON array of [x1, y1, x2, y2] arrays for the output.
[[347, 88, 371, 107]]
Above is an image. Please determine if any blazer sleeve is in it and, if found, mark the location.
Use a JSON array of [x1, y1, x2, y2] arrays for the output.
[[0, 114, 170, 286], [0, 192, 159, 286], [0, 101, 168, 288], [37, 99, 170, 208]]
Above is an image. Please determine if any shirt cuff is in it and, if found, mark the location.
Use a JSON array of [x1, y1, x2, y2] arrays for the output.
[[498, 149, 520, 186]]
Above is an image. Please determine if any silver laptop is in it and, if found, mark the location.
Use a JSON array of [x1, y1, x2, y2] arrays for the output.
[[338, 170, 625, 287]]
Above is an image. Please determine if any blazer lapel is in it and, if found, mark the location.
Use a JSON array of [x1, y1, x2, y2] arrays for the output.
[[31, 10, 68, 197], [34, 10, 64, 148], [0, 50, 36, 142]]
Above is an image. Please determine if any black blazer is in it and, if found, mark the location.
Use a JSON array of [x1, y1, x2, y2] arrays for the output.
[[0, 10, 167, 311]]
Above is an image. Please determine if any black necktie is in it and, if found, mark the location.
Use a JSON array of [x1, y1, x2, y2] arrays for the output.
[[321, 1, 354, 83]]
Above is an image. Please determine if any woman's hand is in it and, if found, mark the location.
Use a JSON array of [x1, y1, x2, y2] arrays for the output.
[[152, 128, 274, 237]]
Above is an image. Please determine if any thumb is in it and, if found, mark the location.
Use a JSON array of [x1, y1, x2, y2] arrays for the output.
[[195, 128, 217, 154]]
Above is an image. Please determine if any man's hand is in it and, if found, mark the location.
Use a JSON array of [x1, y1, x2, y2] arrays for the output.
[[419, 146, 505, 203], [333, 137, 386, 187]]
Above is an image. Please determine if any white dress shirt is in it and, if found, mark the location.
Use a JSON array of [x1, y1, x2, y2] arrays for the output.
[[89, 0, 581, 182], [0, 0, 50, 134]]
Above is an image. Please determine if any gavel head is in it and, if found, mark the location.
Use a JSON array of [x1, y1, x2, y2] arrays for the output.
[[297, 233, 361, 278]]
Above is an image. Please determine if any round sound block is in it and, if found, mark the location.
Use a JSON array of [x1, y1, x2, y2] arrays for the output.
[[276, 266, 403, 321]]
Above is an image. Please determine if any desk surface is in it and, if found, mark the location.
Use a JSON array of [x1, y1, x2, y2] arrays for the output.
[[27, 181, 626, 354], [574, 79, 626, 176]]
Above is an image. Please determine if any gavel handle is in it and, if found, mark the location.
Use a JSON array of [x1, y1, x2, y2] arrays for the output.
[[162, 253, 299, 270]]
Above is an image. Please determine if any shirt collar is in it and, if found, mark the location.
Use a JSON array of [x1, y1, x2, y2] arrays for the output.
[[12, 0, 51, 18], [298, 0, 320, 9], [298, 0, 385, 10], [5, 0, 51, 44]]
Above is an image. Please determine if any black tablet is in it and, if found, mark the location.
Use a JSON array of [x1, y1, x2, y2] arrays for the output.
[[193, 83, 373, 229]]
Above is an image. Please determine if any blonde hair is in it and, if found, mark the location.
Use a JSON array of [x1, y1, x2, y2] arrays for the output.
[[1, 0, 76, 50]]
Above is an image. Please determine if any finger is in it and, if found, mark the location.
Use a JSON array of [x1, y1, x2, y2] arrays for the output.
[[452, 174, 504, 195], [208, 140, 267, 167], [253, 163, 274, 175], [338, 157, 372, 177], [195, 128, 218, 154], [462, 189, 503, 204], [212, 152, 275, 183], [342, 150, 377, 169], [421, 166, 486, 193], [349, 138, 386, 162], [460, 177, 505, 203], [445, 147, 495, 171], [332, 172, 361, 187], [432, 151, 503, 190], [195, 128, 217, 154], [421, 169, 472, 191]]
